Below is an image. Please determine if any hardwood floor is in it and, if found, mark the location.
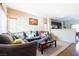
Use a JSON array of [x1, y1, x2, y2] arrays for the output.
[[58, 42, 79, 56]]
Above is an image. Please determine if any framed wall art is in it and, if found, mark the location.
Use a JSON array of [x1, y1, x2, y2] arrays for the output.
[[29, 18, 38, 25]]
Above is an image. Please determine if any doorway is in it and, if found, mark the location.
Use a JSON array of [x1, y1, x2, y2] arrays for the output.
[[72, 24, 79, 42]]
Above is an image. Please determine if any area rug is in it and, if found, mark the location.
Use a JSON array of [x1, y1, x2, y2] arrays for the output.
[[37, 40, 72, 56]]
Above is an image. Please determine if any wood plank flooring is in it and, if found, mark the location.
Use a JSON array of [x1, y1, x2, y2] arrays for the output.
[[58, 42, 79, 56]]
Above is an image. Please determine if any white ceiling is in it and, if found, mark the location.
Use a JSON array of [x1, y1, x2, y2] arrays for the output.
[[6, 3, 79, 21]]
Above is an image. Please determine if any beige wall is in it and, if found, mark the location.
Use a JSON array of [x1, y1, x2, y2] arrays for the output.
[[7, 8, 44, 32], [7, 8, 25, 18]]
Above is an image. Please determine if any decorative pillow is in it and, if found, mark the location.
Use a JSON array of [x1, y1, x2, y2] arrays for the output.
[[13, 32, 24, 39], [2, 33, 13, 42], [13, 39, 25, 44], [26, 31, 34, 38], [36, 31, 39, 36], [23, 32, 27, 39], [32, 31, 36, 36], [18, 32, 24, 39], [39, 32, 46, 37], [0, 35, 13, 44], [8, 32, 16, 40]]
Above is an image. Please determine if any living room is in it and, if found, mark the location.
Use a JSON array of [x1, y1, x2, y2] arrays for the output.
[[0, 3, 79, 56]]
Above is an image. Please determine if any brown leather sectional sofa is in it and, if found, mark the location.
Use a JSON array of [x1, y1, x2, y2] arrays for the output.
[[0, 41, 37, 56]]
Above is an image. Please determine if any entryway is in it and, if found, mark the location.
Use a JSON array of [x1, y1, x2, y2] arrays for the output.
[[71, 24, 79, 42]]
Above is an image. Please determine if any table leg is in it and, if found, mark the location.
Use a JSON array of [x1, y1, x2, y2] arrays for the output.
[[41, 45, 43, 54], [55, 40, 56, 47]]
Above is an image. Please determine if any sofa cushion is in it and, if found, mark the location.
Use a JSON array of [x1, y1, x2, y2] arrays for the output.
[[35, 36, 50, 43]]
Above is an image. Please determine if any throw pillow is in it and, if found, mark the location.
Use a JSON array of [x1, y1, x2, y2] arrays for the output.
[[2, 33, 13, 42], [13, 39, 25, 44], [12, 32, 23, 39], [9, 32, 16, 40], [23, 32, 27, 39], [0, 35, 12, 44]]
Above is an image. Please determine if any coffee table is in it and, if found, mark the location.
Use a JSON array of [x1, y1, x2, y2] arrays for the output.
[[39, 40, 56, 54]]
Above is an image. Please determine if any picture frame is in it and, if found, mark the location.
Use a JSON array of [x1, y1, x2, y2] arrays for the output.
[[29, 18, 38, 25]]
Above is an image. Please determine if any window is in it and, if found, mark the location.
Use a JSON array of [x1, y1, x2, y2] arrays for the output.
[[8, 18, 16, 33]]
